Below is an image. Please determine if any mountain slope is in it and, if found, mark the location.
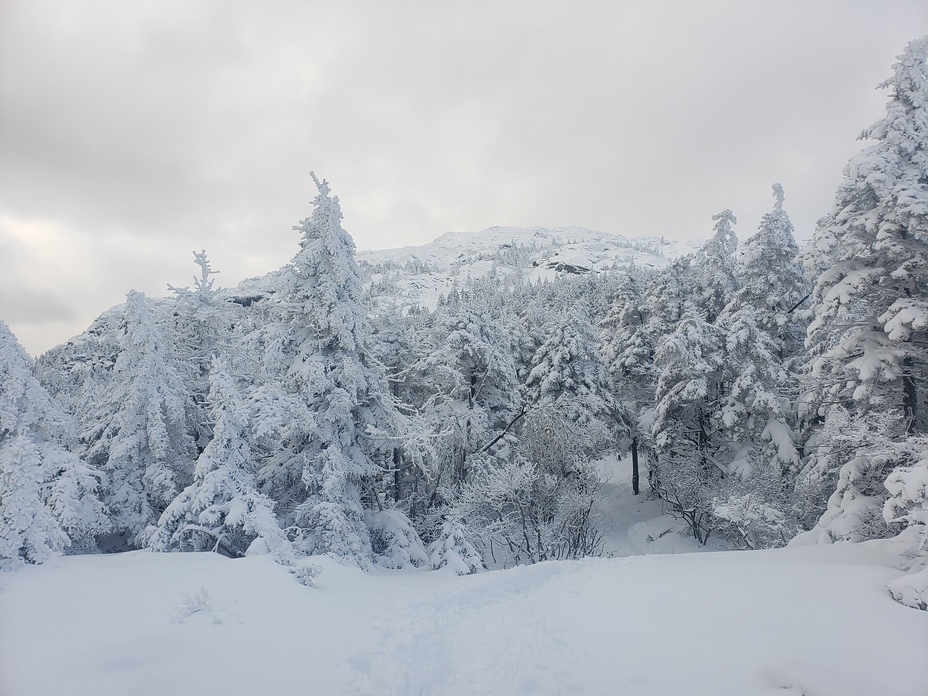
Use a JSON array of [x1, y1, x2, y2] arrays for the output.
[[358, 225, 700, 312]]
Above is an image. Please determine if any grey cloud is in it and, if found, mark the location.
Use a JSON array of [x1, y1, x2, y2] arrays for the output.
[[1, 0, 926, 354], [0, 288, 78, 325]]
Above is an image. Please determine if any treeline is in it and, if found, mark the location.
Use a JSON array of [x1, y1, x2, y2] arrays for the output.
[[1, 39, 925, 601]]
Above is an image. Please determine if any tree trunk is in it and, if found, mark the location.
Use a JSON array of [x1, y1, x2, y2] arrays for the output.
[[902, 356, 917, 435], [393, 447, 402, 501], [631, 436, 640, 495]]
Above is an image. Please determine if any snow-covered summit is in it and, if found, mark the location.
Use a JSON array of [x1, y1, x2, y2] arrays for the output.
[[358, 226, 701, 312]]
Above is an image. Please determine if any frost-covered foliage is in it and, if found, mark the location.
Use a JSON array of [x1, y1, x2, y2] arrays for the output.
[[81, 291, 197, 547], [882, 442, 928, 610], [726, 184, 809, 360], [427, 518, 484, 575], [692, 210, 739, 323], [0, 321, 107, 568], [242, 174, 416, 565], [884, 437, 928, 529], [149, 360, 290, 558], [365, 509, 429, 569], [14, 41, 927, 575], [411, 286, 523, 495], [444, 405, 606, 567], [602, 272, 656, 403], [526, 304, 624, 458], [713, 492, 790, 550], [167, 250, 240, 448], [649, 308, 727, 543], [800, 36, 928, 545]]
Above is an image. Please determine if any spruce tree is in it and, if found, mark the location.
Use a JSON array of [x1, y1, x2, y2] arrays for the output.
[[0, 321, 107, 567], [692, 210, 739, 323], [800, 36, 928, 542], [82, 291, 197, 546], [150, 359, 289, 557], [726, 184, 809, 360], [251, 174, 411, 564]]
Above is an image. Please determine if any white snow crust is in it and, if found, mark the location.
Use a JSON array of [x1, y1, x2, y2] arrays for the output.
[[1, 454, 925, 696]]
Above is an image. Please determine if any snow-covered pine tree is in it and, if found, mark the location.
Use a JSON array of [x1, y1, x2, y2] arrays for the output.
[[726, 184, 809, 361], [414, 285, 522, 488], [0, 321, 107, 568], [168, 250, 239, 450], [883, 435, 928, 609], [526, 303, 624, 459], [643, 256, 693, 332], [601, 270, 659, 486], [798, 36, 928, 543], [602, 271, 656, 404], [426, 517, 484, 575], [82, 291, 197, 548], [149, 359, 290, 558], [692, 210, 739, 323], [251, 174, 416, 565], [515, 294, 555, 384], [649, 306, 728, 543], [364, 302, 436, 517], [711, 308, 802, 547], [703, 187, 807, 547]]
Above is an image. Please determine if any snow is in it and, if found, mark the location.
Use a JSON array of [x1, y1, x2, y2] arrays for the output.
[[2, 454, 925, 696], [593, 454, 731, 556], [356, 226, 702, 313], [1, 537, 924, 695]]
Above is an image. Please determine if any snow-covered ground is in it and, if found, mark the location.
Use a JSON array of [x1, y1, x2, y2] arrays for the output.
[[355, 225, 702, 314], [1, 456, 925, 696], [593, 454, 733, 557]]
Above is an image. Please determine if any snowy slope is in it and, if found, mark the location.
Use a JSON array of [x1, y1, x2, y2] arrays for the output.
[[1, 536, 925, 696], [357, 226, 701, 313], [1, 456, 924, 696]]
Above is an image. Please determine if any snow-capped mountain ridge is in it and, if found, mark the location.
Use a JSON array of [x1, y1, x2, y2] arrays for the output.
[[357, 225, 702, 312], [359, 225, 699, 268]]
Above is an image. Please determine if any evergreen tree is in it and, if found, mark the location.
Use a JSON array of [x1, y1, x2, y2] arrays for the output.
[[602, 271, 655, 405], [526, 304, 623, 458], [692, 210, 739, 323], [426, 518, 484, 574], [414, 288, 522, 488], [710, 308, 802, 547], [0, 321, 107, 567], [82, 291, 197, 546], [649, 307, 728, 543], [168, 250, 238, 449], [701, 186, 808, 546], [602, 270, 658, 480], [726, 184, 809, 360], [149, 360, 289, 558], [799, 36, 928, 542], [250, 174, 411, 564], [883, 436, 928, 609]]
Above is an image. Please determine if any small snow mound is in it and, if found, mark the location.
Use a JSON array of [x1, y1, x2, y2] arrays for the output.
[[887, 565, 928, 610], [172, 586, 224, 625]]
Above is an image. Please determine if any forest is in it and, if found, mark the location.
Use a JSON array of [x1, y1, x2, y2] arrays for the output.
[[1, 37, 926, 612]]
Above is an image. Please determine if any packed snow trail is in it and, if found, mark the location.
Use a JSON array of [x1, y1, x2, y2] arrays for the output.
[[592, 454, 732, 557]]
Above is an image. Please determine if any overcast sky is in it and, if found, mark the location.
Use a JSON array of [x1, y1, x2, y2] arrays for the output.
[[1, 1, 925, 356]]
